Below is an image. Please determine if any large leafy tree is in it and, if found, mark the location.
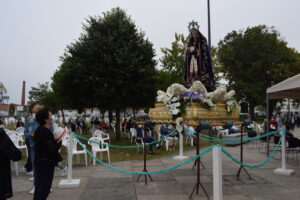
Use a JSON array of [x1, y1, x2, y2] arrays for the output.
[[52, 8, 157, 140], [217, 25, 300, 116]]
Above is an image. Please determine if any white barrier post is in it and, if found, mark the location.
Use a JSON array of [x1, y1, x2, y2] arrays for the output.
[[274, 130, 295, 176], [58, 132, 81, 188], [213, 146, 222, 200], [173, 132, 188, 160]]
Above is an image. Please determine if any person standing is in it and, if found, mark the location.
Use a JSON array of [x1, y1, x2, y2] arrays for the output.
[[34, 108, 62, 200], [0, 121, 22, 200], [27, 105, 41, 194], [23, 113, 33, 174]]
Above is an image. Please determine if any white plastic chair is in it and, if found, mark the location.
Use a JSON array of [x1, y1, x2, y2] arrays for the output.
[[9, 134, 27, 176], [185, 134, 194, 147], [135, 137, 144, 153], [130, 128, 137, 143], [94, 130, 110, 143], [72, 138, 88, 166], [9, 134, 27, 155], [161, 136, 170, 151], [16, 127, 25, 134], [184, 126, 195, 147], [88, 137, 110, 165]]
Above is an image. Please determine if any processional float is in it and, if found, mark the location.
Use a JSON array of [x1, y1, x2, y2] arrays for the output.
[[147, 21, 246, 199]]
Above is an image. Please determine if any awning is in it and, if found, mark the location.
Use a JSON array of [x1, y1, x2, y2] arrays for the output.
[[267, 74, 300, 99]]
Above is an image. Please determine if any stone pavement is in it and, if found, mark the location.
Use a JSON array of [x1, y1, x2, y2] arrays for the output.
[[10, 130, 300, 200]]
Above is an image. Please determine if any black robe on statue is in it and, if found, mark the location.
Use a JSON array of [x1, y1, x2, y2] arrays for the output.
[[0, 128, 22, 200], [184, 30, 216, 92]]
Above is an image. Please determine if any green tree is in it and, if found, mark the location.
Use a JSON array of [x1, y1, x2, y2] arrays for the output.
[[52, 7, 157, 140], [27, 82, 50, 111], [217, 25, 300, 116], [160, 33, 188, 85], [27, 82, 64, 118]]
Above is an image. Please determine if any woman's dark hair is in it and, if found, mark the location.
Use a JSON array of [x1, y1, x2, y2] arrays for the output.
[[36, 108, 50, 126]]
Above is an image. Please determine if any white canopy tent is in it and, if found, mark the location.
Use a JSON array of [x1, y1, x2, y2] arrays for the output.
[[267, 74, 300, 100], [266, 74, 300, 176]]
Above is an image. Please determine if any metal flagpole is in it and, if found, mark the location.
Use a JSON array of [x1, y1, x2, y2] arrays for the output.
[[207, 0, 212, 51]]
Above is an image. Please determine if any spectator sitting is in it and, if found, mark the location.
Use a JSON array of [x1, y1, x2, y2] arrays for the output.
[[228, 125, 240, 134], [98, 121, 108, 133], [245, 114, 257, 138], [160, 124, 178, 151], [167, 125, 178, 151], [286, 129, 300, 148], [136, 125, 154, 154]]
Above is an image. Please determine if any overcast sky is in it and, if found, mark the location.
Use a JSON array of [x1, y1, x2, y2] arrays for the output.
[[0, 0, 299, 104]]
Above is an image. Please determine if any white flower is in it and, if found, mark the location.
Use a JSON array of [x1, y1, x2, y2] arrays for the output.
[[171, 108, 180, 115], [166, 83, 189, 97], [226, 100, 234, 106], [171, 96, 179, 102], [173, 102, 180, 108]]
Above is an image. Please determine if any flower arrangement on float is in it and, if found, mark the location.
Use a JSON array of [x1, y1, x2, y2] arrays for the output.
[[155, 81, 240, 132]]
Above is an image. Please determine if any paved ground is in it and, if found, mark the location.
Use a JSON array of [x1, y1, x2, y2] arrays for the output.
[[10, 129, 300, 200]]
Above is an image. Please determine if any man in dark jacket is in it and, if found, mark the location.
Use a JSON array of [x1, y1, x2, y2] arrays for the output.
[[34, 108, 63, 200], [0, 125, 22, 200]]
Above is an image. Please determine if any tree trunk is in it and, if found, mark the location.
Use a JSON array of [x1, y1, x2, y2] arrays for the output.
[[115, 108, 121, 140], [108, 110, 113, 127], [101, 110, 105, 121], [61, 109, 66, 125], [249, 104, 255, 120], [133, 108, 136, 119]]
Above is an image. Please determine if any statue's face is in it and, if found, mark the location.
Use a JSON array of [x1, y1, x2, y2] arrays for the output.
[[191, 31, 198, 40]]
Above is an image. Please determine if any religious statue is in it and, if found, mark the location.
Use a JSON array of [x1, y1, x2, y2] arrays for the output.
[[184, 20, 216, 92]]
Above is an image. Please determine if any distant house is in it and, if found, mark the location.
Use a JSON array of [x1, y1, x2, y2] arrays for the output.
[[0, 104, 9, 117], [0, 104, 24, 117]]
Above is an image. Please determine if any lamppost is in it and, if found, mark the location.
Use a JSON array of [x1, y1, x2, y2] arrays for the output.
[[207, 0, 211, 51]]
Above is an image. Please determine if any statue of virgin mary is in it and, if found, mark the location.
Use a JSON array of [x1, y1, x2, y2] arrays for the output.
[[184, 21, 216, 92]]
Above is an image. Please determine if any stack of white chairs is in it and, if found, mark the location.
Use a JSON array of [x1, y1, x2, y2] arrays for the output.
[[88, 136, 110, 165], [9, 134, 27, 176]]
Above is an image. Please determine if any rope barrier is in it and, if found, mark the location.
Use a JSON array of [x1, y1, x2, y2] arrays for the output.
[[72, 129, 177, 149], [221, 133, 283, 168], [74, 136, 217, 174], [199, 129, 284, 142], [70, 129, 284, 175], [73, 135, 283, 174]]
